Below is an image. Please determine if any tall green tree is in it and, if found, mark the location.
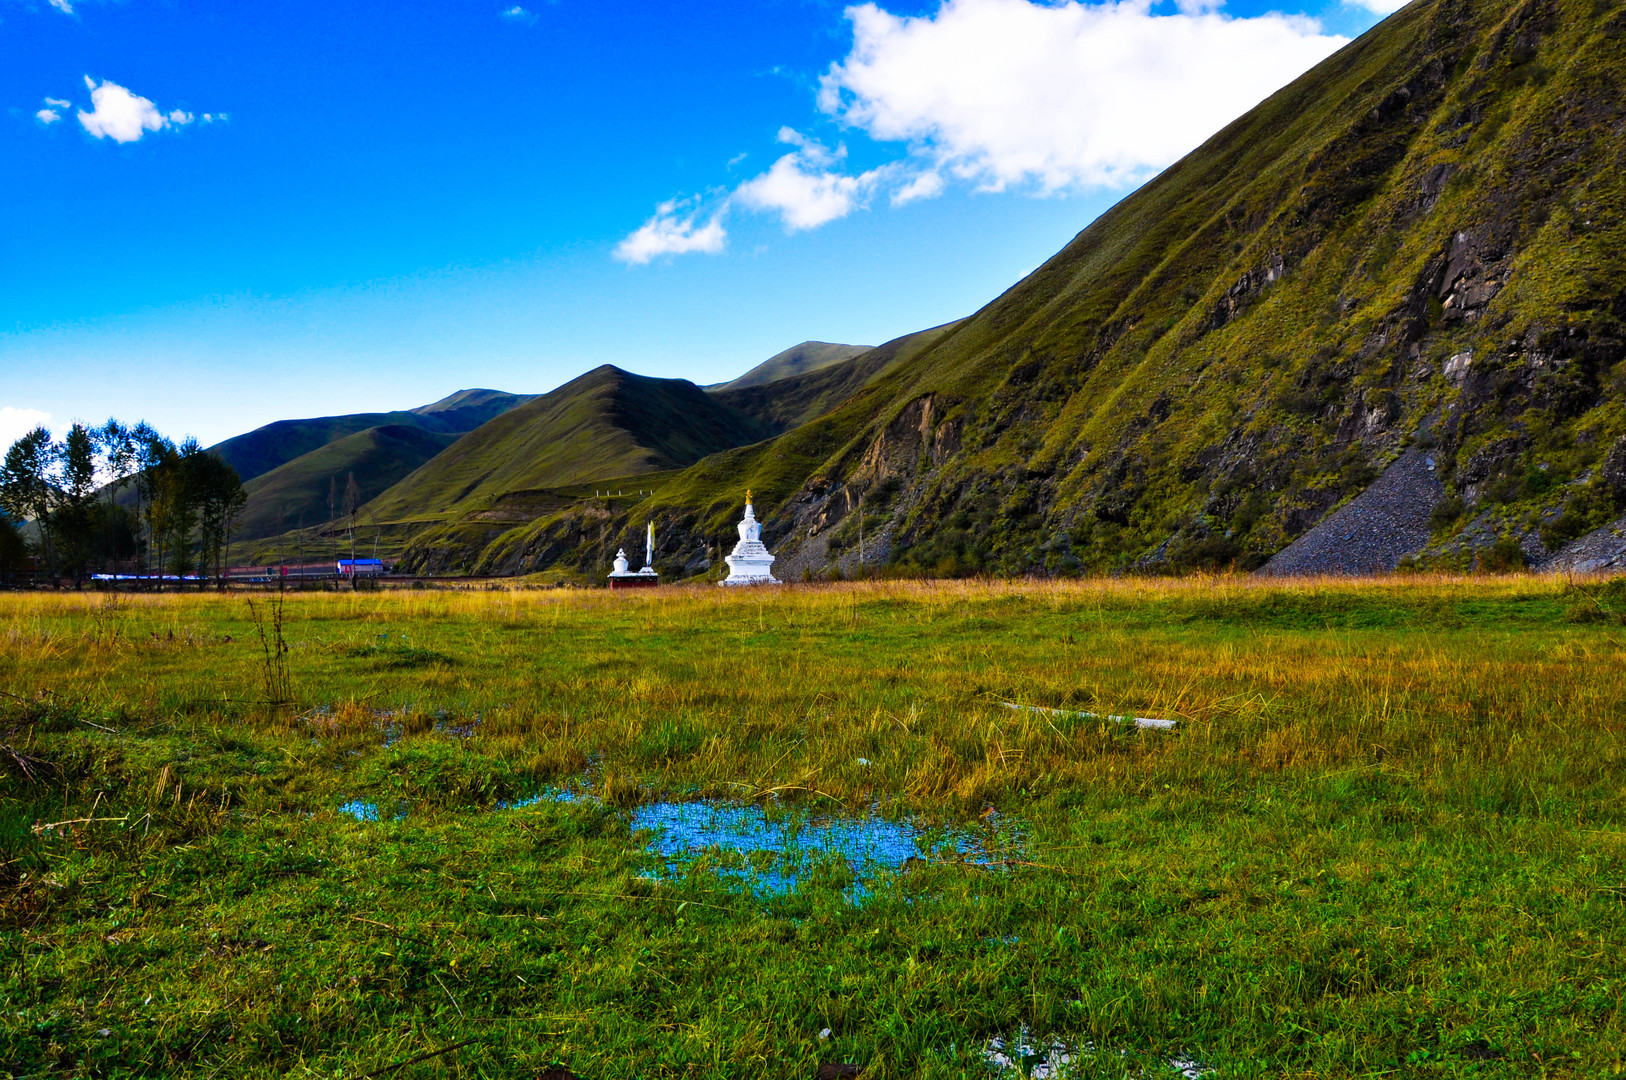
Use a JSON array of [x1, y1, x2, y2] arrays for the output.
[[151, 441, 203, 582], [0, 515, 27, 578], [191, 450, 246, 587], [54, 423, 98, 584], [96, 419, 139, 575], [0, 427, 59, 577], [135, 427, 176, 585]]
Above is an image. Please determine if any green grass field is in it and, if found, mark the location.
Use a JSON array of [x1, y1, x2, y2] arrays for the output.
[[2, 577, 1623, 1078]]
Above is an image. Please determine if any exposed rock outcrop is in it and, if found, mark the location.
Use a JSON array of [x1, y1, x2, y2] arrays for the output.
[[1259, 449, 1445, 576]]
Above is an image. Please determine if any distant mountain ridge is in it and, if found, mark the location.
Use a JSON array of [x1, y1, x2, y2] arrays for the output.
[[363, 365, 770, 526], [210, 389, 533, 484], [708, 341, 872, 392], [711, 324, 962, 437], [233, 425, 459, 543]]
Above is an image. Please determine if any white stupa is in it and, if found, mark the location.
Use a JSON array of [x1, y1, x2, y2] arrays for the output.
[[720, 491, 780, 586], [608, 522, 660, 590]]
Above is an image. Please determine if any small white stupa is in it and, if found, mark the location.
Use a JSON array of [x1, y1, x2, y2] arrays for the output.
[[608, 522, 660, 590], [720, 491, 780, 586]]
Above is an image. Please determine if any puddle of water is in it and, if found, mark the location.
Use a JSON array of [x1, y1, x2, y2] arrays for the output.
[[500, 789, 1002, 898], [986, 1031, 1073, 1078], [984, 1028, 1206, 1079], [336, 799, 407, 822], [338, 800, 380, 822], [497, 789, 590, 810], [642, 799, 1004, 897]]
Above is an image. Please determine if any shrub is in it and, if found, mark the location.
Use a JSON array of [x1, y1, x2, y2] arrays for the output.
[[1429, 495, 1465, 532], [1476, 535, 1528, 573]]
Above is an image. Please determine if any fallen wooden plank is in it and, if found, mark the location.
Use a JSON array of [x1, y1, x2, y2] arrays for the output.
[[999, 701, 1177, 730]]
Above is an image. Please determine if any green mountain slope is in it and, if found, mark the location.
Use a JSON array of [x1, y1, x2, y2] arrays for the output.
[[414, 0, 1626, 581], [210, 390, 532, 483], [367, 365, 769, 527], [855, 0, 1626, 576], [710, 323, 963, 436], [708, 341, 872, 392], [232, 425, 459, 543]]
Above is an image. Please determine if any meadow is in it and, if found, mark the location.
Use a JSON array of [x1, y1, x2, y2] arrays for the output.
[[1, 576, 1623, 1078]]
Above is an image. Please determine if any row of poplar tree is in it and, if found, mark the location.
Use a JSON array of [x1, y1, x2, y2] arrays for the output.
[[0, 420, 246, 585]]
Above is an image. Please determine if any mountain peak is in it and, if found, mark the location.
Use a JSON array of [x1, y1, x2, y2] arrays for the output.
[[712, 341, 874, 391]]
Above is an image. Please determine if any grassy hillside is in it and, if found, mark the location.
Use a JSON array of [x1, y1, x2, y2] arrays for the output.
[[857, 0, 1626, 576], [410, 388, 528, 416], [232, 425, 458, 543], [368, 366, 769, 529], [210, 390, 531, 483], [451, 0, 1626, 583], [710, 322, 963, 436], [707, 340, 872, 391]]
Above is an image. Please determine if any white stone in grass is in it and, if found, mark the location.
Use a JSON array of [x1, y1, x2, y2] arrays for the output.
[[999, 700, 1176, 730]]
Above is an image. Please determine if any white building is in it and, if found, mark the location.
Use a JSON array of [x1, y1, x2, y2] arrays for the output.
[[720, 492, 780, 586]]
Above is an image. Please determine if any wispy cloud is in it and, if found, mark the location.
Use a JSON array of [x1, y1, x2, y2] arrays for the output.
[[1344, 0, 1408, 12], [47, 0, 72, 13], [734, 128, 894, 231], [500, 5, 538, 24], [614, 198, 729, 264]]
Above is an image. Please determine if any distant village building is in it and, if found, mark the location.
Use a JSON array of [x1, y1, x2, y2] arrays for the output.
[[720, 492, 780, 586], [609, 522, 660, 590]]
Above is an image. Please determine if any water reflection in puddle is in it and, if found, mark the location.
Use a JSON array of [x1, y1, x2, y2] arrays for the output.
[[337, 800, 379, 821], [337, 800, 407, 822], [984, 1029, 1206, 1079], [500, 789, 1004, 897], [335, 786, 1010, 896], [629, 800, 993, 896]]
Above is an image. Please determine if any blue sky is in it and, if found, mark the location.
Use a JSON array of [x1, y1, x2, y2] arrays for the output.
[[1, 0, 1398, 448]]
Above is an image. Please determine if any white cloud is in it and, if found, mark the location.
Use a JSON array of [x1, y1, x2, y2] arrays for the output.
[[36, 108, 61, 124], [616, 0, 1351, 261], [45, 97, 71, 108], [1346, 0, 1409, 12], [734, 129, 895, 231], [891, 168, 944, 205], [614, 199, 728, 264], [77, 77, 196, 143], [819, 0, 1349, 193], [48, 0, 72, 12], [0, 408, 51, 452], [500, 5, 537, 24]]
